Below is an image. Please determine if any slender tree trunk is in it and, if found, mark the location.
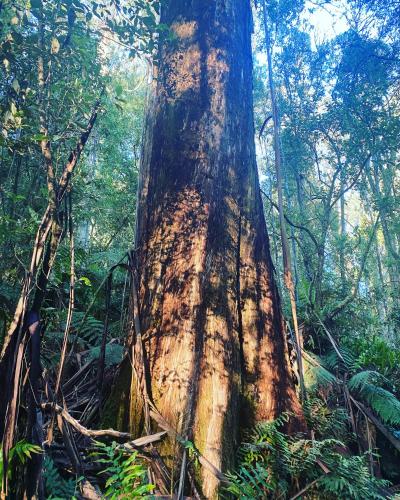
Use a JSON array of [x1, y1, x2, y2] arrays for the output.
[[119, 1, 304, 497], [373, 227, 389, 332], [314, 215, 329, 309], [366, 165, 400, 308], [261, 0, 305, 399], [294, 171, 314, 284], [339, 168, 346, 294]]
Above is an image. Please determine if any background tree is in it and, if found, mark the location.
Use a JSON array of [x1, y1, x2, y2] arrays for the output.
[[0, 0, 154, 496]]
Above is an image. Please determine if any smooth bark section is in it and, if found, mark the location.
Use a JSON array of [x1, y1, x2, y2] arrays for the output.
[[124, 1, 305, 497]]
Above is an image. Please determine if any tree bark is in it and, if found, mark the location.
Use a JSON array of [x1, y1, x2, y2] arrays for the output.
[[121, 1, 305, 496], [339, 168, 346, 294]]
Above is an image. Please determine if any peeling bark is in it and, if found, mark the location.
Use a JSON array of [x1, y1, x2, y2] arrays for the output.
[[122, 1, 305, 497]]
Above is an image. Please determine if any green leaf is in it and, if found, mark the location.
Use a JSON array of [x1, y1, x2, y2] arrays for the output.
[[31, 133, 49, 142], [79, 276, 92, 286], [115, 83, 123, 97], [12, 79, 20, 93]]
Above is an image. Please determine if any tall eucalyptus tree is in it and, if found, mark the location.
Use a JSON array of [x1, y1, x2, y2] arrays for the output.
[[119, 0, 305, 496]]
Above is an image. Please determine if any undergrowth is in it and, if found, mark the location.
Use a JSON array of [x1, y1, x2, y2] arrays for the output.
[[92, 440, 154, 498], [224, 413, 390, 499]]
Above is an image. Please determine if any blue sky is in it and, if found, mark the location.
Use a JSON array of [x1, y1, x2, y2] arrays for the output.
[[303, 0, 349, 46]]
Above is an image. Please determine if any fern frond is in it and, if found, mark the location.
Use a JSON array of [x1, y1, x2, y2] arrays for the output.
[[316, 453, 389, 500], [71, 311, 104, 347], [324, 346, 356, 372], [94, 441, 154, 498], [368, 387, 400, 425], [303, 398, 350, 441], [348, 370, 384, 391], [287, 437, 344, 479], [87, 343, 124, 366], [43, 456, 76, 498], [304, 352, 339, 390], [349, 370, 400, 425], [225, 463, 273, 499]]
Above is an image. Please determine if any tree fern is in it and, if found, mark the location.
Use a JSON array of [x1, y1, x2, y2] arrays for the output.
[[42, 310, 106, 369], [348, 371, 400, 425], [87, 343, 124, 367], [71, 311, 104, 347], [348, 370, 387, 391], [323, 346, 357, 372], [303, 352, 339, 390]]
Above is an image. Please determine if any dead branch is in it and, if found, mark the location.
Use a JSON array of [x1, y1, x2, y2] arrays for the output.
[[41, 403, 132, 440], [260, 189, 320, 251], [348, 396, 400, 454]]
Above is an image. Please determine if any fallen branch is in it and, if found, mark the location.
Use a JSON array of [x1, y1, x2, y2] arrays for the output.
[[41, 403, 131, 440], [41, 402, 169, 447], [314, 313, 345, 363], [0, 92, 104, 485], [63, 359, 96, 392], [302, 348, 400, 454], [290, 477, 322, 500], [125, 431, 168, 449], [348, 396, 400, 454]]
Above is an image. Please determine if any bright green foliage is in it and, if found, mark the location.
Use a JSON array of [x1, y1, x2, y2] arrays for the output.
[[1, 0, 400, 496], [323, 347, 357, 373], [93, 441, 154, 498], [348, 371, 400, 426], [303, 352, 339, 390], [0, 0, 147, 337], [87, 343, 124, 366], [316, 453, 389, 500], [225, 463, 272, 499], [255, 0, 400, 341], [69, 312, 105, 347], [353, 336, 400, 376], [305, 345, 400, 428], [41, 309, 124, 370], [225, 416, 389, 499], [0, 440, 41, 482]]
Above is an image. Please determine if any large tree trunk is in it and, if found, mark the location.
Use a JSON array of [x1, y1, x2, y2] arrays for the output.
[[123, 0, 304, 496]]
